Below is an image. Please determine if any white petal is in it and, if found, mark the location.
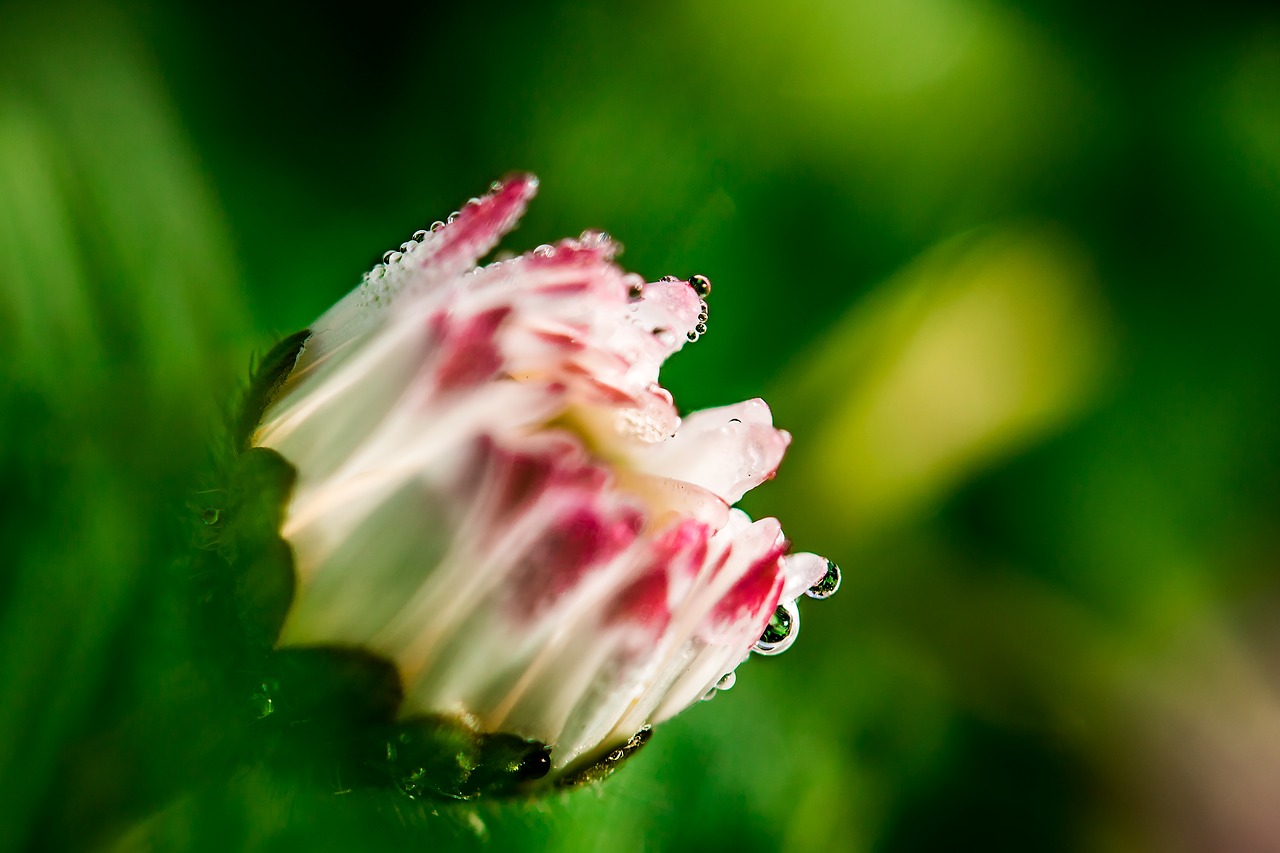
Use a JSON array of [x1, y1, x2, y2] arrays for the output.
[[632, 399, 791, 505]]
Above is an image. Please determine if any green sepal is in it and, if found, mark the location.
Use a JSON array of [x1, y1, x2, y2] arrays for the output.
[[194, 447, 298, 658], [235, 329, 310, 452], [382, 716, 551, 801], [555, 727, 653, 789], [251, 648, 553, 801]]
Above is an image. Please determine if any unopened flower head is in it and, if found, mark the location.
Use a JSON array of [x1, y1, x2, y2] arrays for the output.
[[250, 175, 839, 785]]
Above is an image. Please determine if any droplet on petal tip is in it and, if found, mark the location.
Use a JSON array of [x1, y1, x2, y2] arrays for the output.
[[806, 559, 842, 600], [242, 175, 840, 796], [753, 599, 800, 656]]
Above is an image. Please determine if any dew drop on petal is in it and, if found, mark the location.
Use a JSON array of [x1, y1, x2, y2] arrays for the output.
[[412, 229, 431, 242], [716, 671, 736, 691], [805, 559, 841, 600], [626, 276, 645, 300], [753, 599, 799, 656], [690, 274, 712, 298], [447, 211, 460, 224], [430, 221, 445, 232]]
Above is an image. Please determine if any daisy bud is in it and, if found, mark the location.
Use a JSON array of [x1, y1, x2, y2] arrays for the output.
[[245, 175, 838, 791]]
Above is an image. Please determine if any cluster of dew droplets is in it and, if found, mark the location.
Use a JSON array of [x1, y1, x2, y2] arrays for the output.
[[647, 275, 711, 344], [687, 274, 711, 342], [701, 558, 843, 702], [356, 186, 501, 308], [529, 228, 615, 262]]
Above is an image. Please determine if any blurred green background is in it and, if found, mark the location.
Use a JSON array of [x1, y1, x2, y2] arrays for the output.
[[4, 0, 1280, 850]]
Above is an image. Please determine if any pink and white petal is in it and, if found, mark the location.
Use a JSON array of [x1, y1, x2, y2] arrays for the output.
[[407, 173, 540, 283], [613, 470, 731, 532], [780, 551, 833, 602], [294, 175, 539, 380], [631, 399, 791, 505], [620, 277, 704, 358], [604, 513, 780, 735]]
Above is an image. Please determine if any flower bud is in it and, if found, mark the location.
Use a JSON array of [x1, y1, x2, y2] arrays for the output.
[[246, 176, 838, 790]]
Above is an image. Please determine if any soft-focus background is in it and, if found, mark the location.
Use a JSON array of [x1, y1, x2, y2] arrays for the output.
[[4, 1, 1280, 850]]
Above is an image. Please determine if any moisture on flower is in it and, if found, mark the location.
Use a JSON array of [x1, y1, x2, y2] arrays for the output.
[[249, 175, 839, 785]]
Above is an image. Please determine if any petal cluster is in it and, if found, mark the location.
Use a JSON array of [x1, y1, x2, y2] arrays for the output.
[[252, 176, 837, 776]]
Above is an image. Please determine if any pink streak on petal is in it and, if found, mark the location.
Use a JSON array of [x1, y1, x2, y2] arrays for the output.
[[602, 517, 714, 636], [710, 545, 787, 630], [602, 568, 670, 635], [508, 505, 644, 619], [415, 174, 539, 279], [432, 306, 512, 391], [651, 518, 713, 580], [523, 237, 621, 269], [532, 280, 593, 296], [532, 329, 587, 351], [477, 437, 607, 524]]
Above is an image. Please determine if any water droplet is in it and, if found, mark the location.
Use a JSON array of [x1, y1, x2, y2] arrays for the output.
[[623, 274, 645, 300], [579, 229, 610, 249], [201, 507, 221, 525], [690, 274, 712, 298], [805, 559, 841, 600], [466, 196, 481, 207], [694, 322, 707, 335], [382, 250, 403, 265], [430, 221, 445, 232], [533, 244, 555, 258], [412, 229, 431, 241], [490, 180, 503, 192], [686, 330, 699, 342], [516, 747, 552, 780], [447, 211, 460, 224], [716, 671, 736, 691], [753, 599, 799, 656], [660, 275, 679, 283], [400, 241, 417, 253]]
